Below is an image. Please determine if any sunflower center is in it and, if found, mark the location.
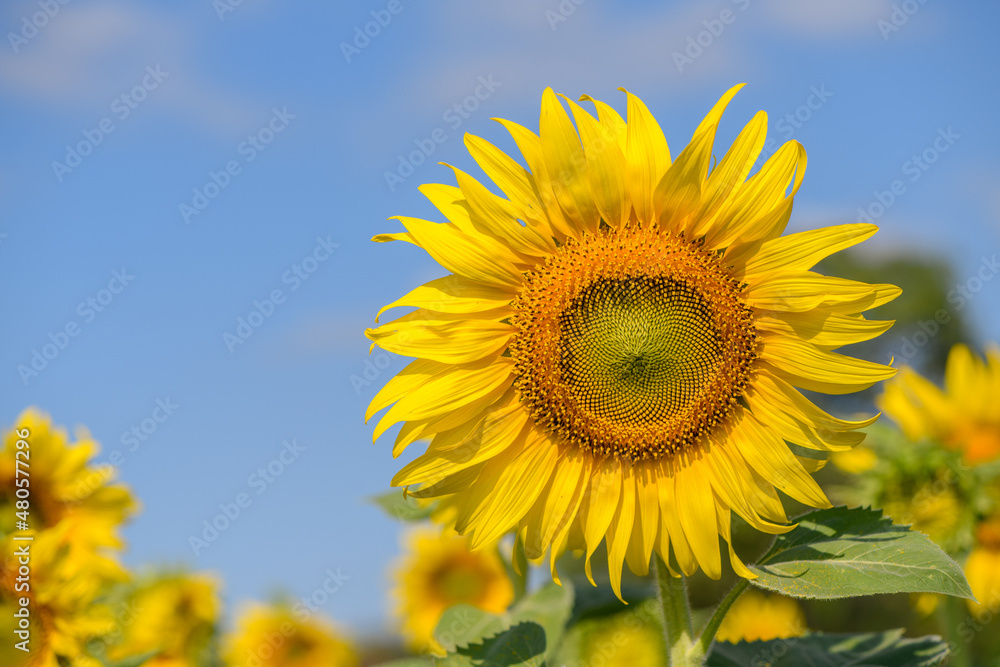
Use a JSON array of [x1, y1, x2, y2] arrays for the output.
[[510, 225, 758, 462]]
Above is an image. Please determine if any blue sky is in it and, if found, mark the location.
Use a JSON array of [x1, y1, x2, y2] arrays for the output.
[[2, 0, 999, 638]]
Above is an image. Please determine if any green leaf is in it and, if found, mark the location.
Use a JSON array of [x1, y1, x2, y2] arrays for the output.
[[706, 629, 949, 667], [437, 622, 547, 667], [370, 489, 434, 522], [433, 581, 574, 666], [101, 652, 161, 667], [748, 506, 974, 600], [368, 659, 434, 667], [435, 605, 509, 654]]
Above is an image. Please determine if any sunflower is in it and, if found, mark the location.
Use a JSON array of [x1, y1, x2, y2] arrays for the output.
[[0, 525, 124, 667], [105, 571, 221, 667], [715, 590, 806, 643], [575, 605, 666, 666], [880, 342, 1000, 464], [391, 527, 514, 654], [0, 409, 137, 553], [221, 604, 357, 667], [367, 85, 897, 597]]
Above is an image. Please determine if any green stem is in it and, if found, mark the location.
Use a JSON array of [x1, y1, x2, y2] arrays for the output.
[[696, 578, 749, 657], [937, 594, 972, 667], [654, 553, 703, 666]]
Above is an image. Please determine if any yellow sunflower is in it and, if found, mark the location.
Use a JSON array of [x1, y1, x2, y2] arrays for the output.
[[964, 518, 1000, 615], [391, 527, 514, 654], [577, 605, 666, 666], [222, 604, 358, 667], [715, 590, 806, 643], [0, 409, 137, 552], [367, 85, 897, 597], [105, 572, 221, 667], [879, 342, 1000, 464], [0, 524, 124, 667]]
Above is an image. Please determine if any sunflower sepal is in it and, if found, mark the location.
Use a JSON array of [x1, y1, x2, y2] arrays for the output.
[[745, 506, 974, 601], [371, 488, 435, 522]]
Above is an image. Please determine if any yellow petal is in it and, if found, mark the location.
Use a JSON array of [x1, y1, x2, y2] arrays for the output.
[[620, 87, 672, 224], [391, 216, 523, 287], [675, 459, 722, 579], [376, 275, 514, 322], [755, 311, 895, 349], [746, 271, 901, 313], [606, 465, 637, 601], [736, 223, 879, 279], [562, 94, 628, 228], [760, 337, 897, 395], [539, 87, 600, 232], [581, 458, 622, 586]]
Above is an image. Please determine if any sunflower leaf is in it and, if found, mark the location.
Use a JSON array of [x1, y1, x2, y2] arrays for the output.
[[437, 622, 547, 667], [434, 581, 574, 665], [748, 506, 973, 600], [370, 489, 434, 522], [705, 629, 949, 667]]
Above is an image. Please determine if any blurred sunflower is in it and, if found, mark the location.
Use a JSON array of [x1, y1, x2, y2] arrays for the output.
[[392, 527, 513, 654], [880, 343, 1000, 464], [715, 590, 806, 643], [881, 478, 964, 546], [0, 525, 124, 667], [576, 607, 665, 666], [0, 409, 137, 553], [367, 85, 897, 597], [965, 517, 1000, 615], [222, 604, 357, 667], [106, 571, 221, 667]]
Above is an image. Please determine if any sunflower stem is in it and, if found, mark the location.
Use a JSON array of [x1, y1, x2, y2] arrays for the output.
[[936, 594, 972, 667], [695, 578, 749, 657], [654, 553, 703, 666]]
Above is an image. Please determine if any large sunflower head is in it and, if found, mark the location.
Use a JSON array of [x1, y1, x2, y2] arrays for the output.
[[391, 527, 514, 654], [879, 342, 1000, 464], [105, 571, 221, 667], [367, 85, 898, 597], [0, 409, 137, 549]]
